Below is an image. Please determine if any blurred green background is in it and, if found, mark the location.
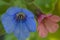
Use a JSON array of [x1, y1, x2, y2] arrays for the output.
[[0, 0, 60, 40]]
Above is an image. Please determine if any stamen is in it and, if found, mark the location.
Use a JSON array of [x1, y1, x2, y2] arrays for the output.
[[16, 13, 25, 20]]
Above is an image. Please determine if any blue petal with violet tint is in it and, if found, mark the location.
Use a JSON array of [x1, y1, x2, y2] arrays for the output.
[[1, 14, 15, 34], [22, 9, 34, 18], [14, 21, 30, 40], [6, 7, 34, 18], [6, 7, 22, 15], [1, 7, 36, 40], [25, 18, 36, 32]]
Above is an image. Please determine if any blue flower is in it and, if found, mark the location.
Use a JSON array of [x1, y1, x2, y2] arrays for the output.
[[1, 7, 36, 40]]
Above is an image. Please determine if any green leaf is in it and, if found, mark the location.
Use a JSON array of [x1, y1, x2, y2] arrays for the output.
[[3, 0, 13, 3], [0, 0, 10, 6], [5, 33, 17, 40], [29, 32, 37, 40], [53, 0, 60, 16], [12, 0, 27, 8], [0, 22, 5, 36], [24, 0, 34, 2], [33, 0, 57, 13], [0, 5, 10, 15]]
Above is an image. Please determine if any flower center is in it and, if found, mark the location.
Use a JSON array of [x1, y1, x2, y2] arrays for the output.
[[16, 13, 25, 20]]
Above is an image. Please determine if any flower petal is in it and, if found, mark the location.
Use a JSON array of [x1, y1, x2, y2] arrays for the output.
[[6, 7, 21, 15], [25, 18, 36, 32], [48, 15, 60, 22], [45, 19, 59, 33], [38, 15, 46, 23], [6, 7, 34, 18], [37, 22, 48, 38], [1, 14, 15, 33], [14, 22, 29, 40], [22, 9, 34, 18]]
